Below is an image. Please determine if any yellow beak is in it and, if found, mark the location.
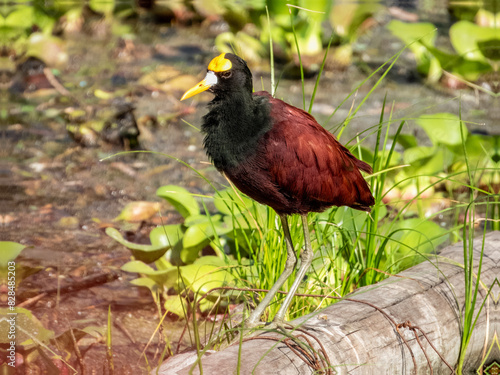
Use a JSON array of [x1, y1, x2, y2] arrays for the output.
[[180, 71, 218, 101]]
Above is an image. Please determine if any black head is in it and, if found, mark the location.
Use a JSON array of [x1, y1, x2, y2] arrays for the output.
[[181, 53, 253, 100]]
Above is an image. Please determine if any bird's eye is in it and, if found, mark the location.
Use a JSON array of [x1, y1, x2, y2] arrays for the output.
[[221, 71, 232, 79]]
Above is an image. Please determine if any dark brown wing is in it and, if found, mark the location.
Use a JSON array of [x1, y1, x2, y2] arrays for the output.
[[257, 92, 374, 213]]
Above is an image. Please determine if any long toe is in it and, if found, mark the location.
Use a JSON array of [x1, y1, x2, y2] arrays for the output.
[[242, 318, 267, 330]]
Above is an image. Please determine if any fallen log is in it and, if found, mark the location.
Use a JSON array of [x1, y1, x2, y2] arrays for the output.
[[157, 231, 500, 374]]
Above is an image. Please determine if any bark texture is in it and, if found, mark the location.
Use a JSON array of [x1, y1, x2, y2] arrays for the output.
[[157, 231, 500, 374]]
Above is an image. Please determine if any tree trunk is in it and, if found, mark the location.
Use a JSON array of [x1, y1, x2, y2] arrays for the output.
[[157, 231, 500, 374]]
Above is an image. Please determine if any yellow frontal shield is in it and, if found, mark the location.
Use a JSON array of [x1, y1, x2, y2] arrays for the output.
[[181, 54, 232, 101]]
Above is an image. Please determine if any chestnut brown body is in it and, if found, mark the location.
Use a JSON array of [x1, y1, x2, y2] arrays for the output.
[[181, 53, 374, 325]]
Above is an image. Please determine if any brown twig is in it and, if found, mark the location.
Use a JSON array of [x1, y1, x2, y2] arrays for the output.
[[18, 292, 48, 308], [114, 317, 136, 344], [43, 67, 71, 96], [69, 326, 85, 375], [18, 271, 121, 308]]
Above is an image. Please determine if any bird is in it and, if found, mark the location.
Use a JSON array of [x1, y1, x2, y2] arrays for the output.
[[181, 53, 374, 327]]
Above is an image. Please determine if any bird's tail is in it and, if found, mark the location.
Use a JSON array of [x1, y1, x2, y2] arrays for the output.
[[354, 158, 373, 174]]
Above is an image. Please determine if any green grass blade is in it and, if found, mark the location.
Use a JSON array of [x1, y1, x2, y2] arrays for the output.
[[288, 6, 305, 110], [308, 32, 335, 114]]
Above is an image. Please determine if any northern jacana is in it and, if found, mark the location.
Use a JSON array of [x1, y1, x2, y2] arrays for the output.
[[181, 53, 374, 326]]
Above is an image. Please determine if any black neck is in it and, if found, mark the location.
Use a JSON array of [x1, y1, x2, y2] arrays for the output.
[[202, 92, 271, 170]]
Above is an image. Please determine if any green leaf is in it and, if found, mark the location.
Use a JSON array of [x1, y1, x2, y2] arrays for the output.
[[121, 261, 155, 274], [477, 38, 500, 61], [0, 308, 54, 349], [421, 41, 490, 80], [334, 206, 370, 235], [450, 21, 498, 62], [149, 224, 184, 247], [105, 227, 171, 263], [415, 113, 467, 146], [222, 204, 266, 231], [121, 260, 179, 287], [184, 214, 222, 227], [130, 277, 158, 292], [5, 6, 35, 28], [386, 20, 439, 77], [181, 222, 231, 264], [156, 185, 200, 219], [452, 59, 492, 81], [403, 147, 452, 176], [331, 2, 382, 39], [463, 134, 494, 162], [390, 219, 447, 269], [182, 223, 212, 249], [164, 295, 188, 318], [422, 43, 463, 70], [377, 149, 402, 168], [179, 264, 234, 296], [387, 20, 437, 49], [0, 242, 26, 266], [89, 0, 114, 15], [351, 146, 374, 165], [394, 134, 418, 149], [403, 146, 436, 165], [193, 255, 230, 267]]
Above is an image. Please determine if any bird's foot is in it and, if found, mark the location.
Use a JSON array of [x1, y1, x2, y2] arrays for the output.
[[217, 318, 317, 351], [223, 318, 290, 342], [242, 316, 295, 332], [263, 318, 319, 337], [241, 318, 267, 330], [264, 319, 302, 336]]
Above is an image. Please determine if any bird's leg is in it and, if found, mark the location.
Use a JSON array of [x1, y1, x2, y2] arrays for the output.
[[272, 214, 314, 324], [245, 214, 297, 327]]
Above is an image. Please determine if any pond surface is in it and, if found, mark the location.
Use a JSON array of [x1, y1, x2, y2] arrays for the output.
[[4, 0, 498, 373]]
